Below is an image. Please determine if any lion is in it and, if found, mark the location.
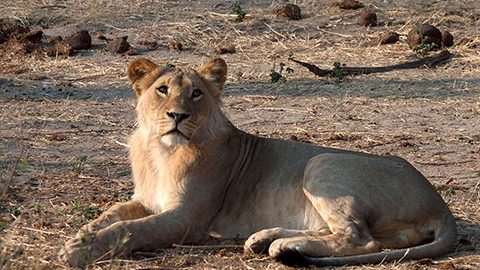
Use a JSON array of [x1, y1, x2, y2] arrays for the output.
[[61, 58, 457, 267]]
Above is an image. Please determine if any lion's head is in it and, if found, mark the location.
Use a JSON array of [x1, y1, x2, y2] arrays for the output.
[[127, 58, 229, 148]]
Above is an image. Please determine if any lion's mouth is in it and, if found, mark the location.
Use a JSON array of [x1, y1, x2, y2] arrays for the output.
[[164, 128, 188, 139]]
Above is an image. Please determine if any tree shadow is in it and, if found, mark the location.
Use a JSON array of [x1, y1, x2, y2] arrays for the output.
[[226, 77, 480, 99], [0, 76, 479, 102]]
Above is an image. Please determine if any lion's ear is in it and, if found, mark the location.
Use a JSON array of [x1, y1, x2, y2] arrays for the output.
[[197, 58, 227, 96], [128, 58, 158, 95]]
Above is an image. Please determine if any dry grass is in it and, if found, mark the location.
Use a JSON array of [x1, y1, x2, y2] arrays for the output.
[[1, 0, 479, 269]]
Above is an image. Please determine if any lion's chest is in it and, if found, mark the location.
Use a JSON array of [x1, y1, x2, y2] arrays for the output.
[[132, 148, 189, 213]]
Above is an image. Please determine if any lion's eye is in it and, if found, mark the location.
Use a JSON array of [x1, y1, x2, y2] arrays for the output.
[[192, 89, 203, 99], [157, 85, 168, 95]]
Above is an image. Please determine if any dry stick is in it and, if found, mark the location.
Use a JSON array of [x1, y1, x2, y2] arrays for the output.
[[290, 50, 453, 77], [1, 145, 27, 197], [415, 159, 474, 166], [172, 243, 243, 249]]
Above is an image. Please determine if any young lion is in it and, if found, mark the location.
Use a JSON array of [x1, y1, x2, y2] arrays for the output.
[[61, 58, 457, 267]]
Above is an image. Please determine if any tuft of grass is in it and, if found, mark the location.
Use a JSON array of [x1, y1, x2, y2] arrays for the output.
[[413, 42, 438, 56], [270, 62, 294, 83], [72, 202, 100, 227], [234, 71, 243, 82], [29, 202, 42, 216], [0, 220, 8, 231], [330, 62, 348, 83], [71, 155, 87, 174], [16, 160, 29, 171], [230, 1, 246, 22], [8, 206, 21, 217], [411, 26, 439, 56]]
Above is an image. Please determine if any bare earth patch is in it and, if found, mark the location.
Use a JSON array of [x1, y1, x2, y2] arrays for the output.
[[0, 0, 479, 269]]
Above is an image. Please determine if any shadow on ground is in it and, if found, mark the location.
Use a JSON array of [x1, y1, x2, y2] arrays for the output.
[[1, 76, 479, 103]]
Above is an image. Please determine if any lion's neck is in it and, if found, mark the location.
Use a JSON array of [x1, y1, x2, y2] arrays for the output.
[[129, 123, 243, 213]]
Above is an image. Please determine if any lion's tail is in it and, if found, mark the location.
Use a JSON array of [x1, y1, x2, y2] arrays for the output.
[[276, 215, 457, 267]]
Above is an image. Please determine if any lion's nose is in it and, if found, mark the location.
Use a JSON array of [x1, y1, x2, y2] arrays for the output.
[[166, 111, 190, 123]]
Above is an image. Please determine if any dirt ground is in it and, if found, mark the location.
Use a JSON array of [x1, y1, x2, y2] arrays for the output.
[[0, 0, 479, 269]]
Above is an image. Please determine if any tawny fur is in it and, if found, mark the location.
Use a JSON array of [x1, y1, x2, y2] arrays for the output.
[[61, 58, 457, 268]]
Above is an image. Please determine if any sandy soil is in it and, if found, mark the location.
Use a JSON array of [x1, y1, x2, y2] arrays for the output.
[[0, 0, 479, 269]]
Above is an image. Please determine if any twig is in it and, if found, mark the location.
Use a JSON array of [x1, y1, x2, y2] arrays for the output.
[[318, 28, 353, 38], [208, 11, 251, 18], [247, 107, 315, 114], [263, 23, 288, 39], [415, 159, 474, 166], [2, 145, 27, 197], [290, 50, 453, 77], [21, 227, 57, 235], [114, 139, 130, 148], [172, 243, 243, 249]]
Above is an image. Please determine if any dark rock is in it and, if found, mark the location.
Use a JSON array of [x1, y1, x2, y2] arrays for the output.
[[407, 24, 442, 49], [379, 31, 399, 45], [358, 9, 377, 27], [21, 30, 43, 43], [337, 0, 363, 10], [66, 30, 92, 50], [275, 4, 302, 20], [0, 18, 30, 38], [214, 44, 236, 54], [441, 30, 454, 47], [106, 36, 130, 54]]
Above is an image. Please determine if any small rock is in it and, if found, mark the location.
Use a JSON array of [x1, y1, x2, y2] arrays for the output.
[[106, 36, 130, 54], [441, 30, 454, 47], [358, 9, 377, 27], [407, 24, 442, 49], [170, 40, 183, 52], [275, 4, 302, 20], [66, 30, 92, 50], [138, 40, 158, 50], [20, 30, 43, 43], [0, 18, 30, 38], [337, 0, 364, 10], [378, 31, 399, 45], [214, 44, 236, 54]]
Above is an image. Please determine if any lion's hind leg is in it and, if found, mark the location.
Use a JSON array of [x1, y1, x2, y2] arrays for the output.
[[244, 228, 332, 254], [268, 228, 381, 259]]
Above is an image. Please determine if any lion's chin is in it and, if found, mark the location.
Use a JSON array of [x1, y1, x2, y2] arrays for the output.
[[160, 132, 189, 147]]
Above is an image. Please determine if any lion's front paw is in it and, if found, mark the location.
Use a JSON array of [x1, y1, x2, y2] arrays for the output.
[[60, 222, 132, 268], [59, 235, 98, 268]]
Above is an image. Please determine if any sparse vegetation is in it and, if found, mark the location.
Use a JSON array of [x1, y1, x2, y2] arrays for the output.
[[0, 220, 7, 231], [330, 61, 348, 82], [270, 60, 294, 83], [0, 0, 479, 269], [413, 42, 439, 56], [72, 202, 100, 227], [71, 155, 87, 174], [230, 1, 246, 22]]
